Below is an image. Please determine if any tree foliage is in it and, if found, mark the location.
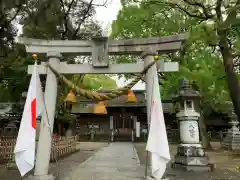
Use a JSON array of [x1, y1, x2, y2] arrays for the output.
[[72, 74, 117, 90], [0, 0, 117, 106], [111, 0, 240, 115]]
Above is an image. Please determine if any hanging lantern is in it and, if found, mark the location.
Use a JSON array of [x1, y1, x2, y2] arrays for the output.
[[64, 90, 76, 104], [125, 90, 137, 103], [93, 101, 107, 114]]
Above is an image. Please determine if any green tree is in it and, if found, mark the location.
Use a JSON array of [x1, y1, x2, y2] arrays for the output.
[[17, 0, 116, 115], [0, 0, 115, 105], [72, 74, 117, 90], [111, 1, 237, 148], [0, 0, 105, 92], [0, 0, 25, 57], [133, 0, 240, 117], [111, 1, 230, 112]]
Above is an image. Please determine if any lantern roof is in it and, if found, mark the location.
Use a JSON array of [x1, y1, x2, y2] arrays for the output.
[[174, 80, 201, 101], [229, 109, 238, 121]]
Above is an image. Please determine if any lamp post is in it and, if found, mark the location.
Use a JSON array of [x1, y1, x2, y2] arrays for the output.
[[173, 80, 212, 172]]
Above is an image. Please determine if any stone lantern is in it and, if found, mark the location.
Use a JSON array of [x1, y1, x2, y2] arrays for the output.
[[173, 80, 211, 172], [222, 109, 240, 151], [3, 120, 19, 136]]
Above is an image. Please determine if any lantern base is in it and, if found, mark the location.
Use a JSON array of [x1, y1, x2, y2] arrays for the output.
[[173, 145, 213, 172], [172, 162, 213, 172]]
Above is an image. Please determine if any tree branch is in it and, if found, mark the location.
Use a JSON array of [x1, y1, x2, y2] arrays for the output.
[[72, 0, 94, 39], [60, 0, 75, 40], [144, 0, 210, 20], [221, 0, 240, 30], [183, 0, 213, 19], [0, 5, 22, 26], [233, 53, 240, 58], [9, 5, 23, 23], [78, 0, 110, 7], [215, 0, 223, 21], [129, 74, 164, 85]]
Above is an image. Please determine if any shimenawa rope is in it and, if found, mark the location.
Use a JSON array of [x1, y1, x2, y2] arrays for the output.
[[47, 59, 157, 101]]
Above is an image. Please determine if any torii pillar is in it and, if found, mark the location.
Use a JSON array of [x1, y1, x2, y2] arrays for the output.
[[34, 52, 61, 178], [18, 33, 188, 180]]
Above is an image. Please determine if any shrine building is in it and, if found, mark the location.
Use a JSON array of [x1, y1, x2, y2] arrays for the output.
[[70, 90, 176, 141]]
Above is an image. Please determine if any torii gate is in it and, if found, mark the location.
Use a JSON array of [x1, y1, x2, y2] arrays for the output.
[[18, 33, 188, 180]]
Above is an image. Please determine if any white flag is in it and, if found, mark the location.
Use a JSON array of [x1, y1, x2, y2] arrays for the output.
[[14, 62, 44, 176], [146, 72, 171, 180]]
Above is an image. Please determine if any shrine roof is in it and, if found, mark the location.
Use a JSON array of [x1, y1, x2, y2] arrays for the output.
[[71, 90, 174, 114]]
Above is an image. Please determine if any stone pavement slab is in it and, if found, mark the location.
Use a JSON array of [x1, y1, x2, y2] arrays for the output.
[[65, 142, 143, 180]]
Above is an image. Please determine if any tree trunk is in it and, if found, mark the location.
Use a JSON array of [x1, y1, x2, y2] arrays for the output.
[[193, 88, 212, 149], [218, 30, 240, 118], [198, 111, 212, 149]]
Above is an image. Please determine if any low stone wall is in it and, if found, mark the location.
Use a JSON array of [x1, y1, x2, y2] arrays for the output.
[[0, 136, 78, 164]]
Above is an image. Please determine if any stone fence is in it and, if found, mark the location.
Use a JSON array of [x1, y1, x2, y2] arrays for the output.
[[0, 136, 78, 164], [208, 131, 228, 141]]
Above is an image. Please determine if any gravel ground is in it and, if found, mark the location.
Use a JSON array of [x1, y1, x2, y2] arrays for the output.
[[0, 142, 108, 180], [134, 142, 240, 180], [1, 142, 239, 180]]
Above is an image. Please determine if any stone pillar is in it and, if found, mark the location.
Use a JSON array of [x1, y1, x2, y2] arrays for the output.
[[66, 127, 73, 137], [173, 80, 211, 172], [110, 116, 114, 130], [36, 119, 41, 141], [222, 110, 240, 151], [33, 52, 61, 180], [136, 121, 140, 138], [66, 121, 75, 137], [143, 50, 157, 171], [109, 116, 114, 142], [131, 129, 135, 142], [133, 116, 137, 129], [143, 50, 157, 126]]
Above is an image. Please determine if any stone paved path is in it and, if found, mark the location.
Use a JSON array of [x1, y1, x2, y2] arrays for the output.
[[65, 142, 143, 180]]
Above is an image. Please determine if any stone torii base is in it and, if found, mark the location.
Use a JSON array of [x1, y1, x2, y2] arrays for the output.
[[18, 33, 188, 180], [26, 175, 55, 180]]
